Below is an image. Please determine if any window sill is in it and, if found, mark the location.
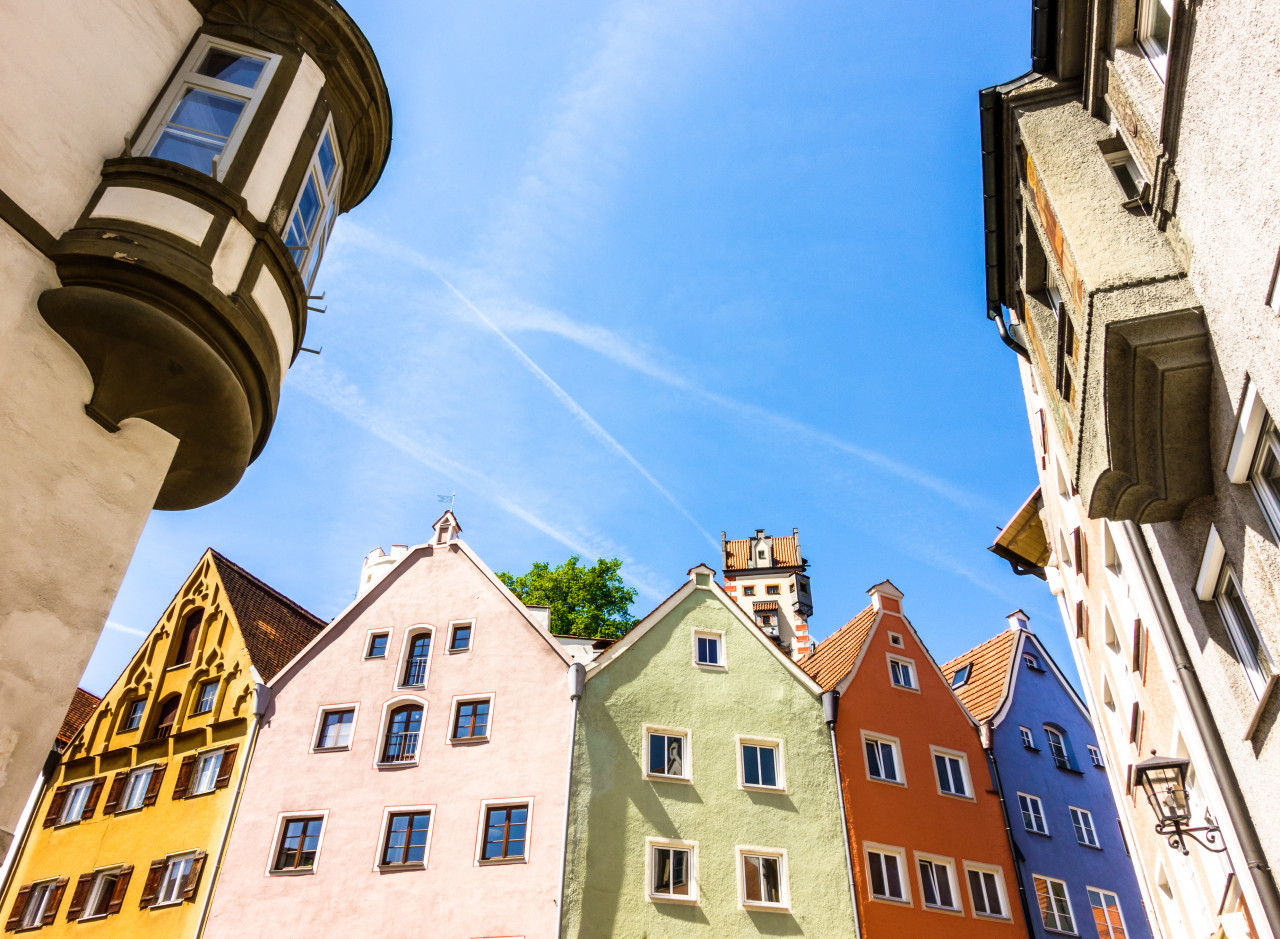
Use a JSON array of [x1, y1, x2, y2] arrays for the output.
[[268, 868, 315, 876], [53, 819, 84, 829], [1025, 829, 1052, 838], [149, 898, 187, 908], [648, 894, 699, 906], [890, 684, 921, 694], [867, 777, 906, 787], [923, 904, 965, 916], [740, 783, 786, 795], [449, 736, 489, 746], [1054, 765, 1085, 775], [476, 855, 527, 866], [1076, 842, 1103, 851], [693, 663, 727, 671], [742, 901, 790, 913], [974, 912, 1012, 922], [1244, 674, 1279, 742], [362, 655, 387, 661], [937, 790, 976, 802], [868, 894, 912, 906], [396, 683, 426, 691], [377, 862, 425, 872], [375, 760, 420, 769], [644, 772, 693, 785], [446, 648, 471, 655], [310, 745, 352, 753]]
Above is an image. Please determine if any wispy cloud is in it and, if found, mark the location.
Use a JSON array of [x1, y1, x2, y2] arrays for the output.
[[105, 620, 147, 637]]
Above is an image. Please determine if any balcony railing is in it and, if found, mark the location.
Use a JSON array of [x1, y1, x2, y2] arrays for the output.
[[380, 732, 419, 764], [402, 656, 429, 687]]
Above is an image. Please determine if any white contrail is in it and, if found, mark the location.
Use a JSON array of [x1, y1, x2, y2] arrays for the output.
[[105, 620, 147, 637]]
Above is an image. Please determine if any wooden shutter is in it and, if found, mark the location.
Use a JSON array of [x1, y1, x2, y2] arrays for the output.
[[138, 860, 165, 909], [1129, 702, 1143, 745], [1132, 620, 1146, 675], [143, 762, 167, 806], [181, 852, 207, 901], [43, 785, 69, 828], [214, 745, 239, 790], [1038, 410, 1048, 469], [81, 777, 105, 820], [171, 755, 197, 800], [1075, 600, 1087, 640], [65, 873, 93, 921], [106, 866, 132, 915], [40, 878, 68, 926], [5, 886, 31, 932], [103, 771, 128, 814]]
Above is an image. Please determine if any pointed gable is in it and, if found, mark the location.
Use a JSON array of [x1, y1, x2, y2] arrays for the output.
[[56, 688, 101, 750], [801, 604, 877, 691], [941, 630, 1020, 723]]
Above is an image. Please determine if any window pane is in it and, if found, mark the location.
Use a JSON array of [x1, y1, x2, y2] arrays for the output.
[[316, 132, 338, 185], [761, 857, 779, 902], [884, 855, 902, 898], [649, 734, 666, 775], [654, 848, 671, 892], [743, 745, 760, 786], [1150, 0, 1171, 53], [196, 50, 266, 88], [744, 855, 762, 902], [294, 175, 322, 240], [936, 865, 954, 908], [151, 130, 223, 174], [935, 755, 950, 792], [868, 853, 886, 897], [169, 88, 245, 139], [920, 861, 938, 906], [368, 634, 388, 657], [880, 743, 896, 781], [451, 625, 472, 650], [983, 872, 1003, 915], [672, 849, 688, 895], [969, 870, 988, 914], [665, 736, 683, 775], [865, 740, 881, 778], [759, 746, 777, 787]]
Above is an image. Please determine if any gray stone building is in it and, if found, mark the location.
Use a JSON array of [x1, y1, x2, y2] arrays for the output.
[[0, 0, 391, 858], [981, 0, 1280, 937]]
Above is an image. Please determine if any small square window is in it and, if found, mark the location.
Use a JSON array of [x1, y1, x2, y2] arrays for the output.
[[888, 656, 916, 690], [1088, 745, 1105, 768], [274, 817, 324, 871], [765, 585, 780, 596], [193, 680, 218, 715], [1020, 726, 1036, 749], [1070, 807, 1099, 847], [381, 811, 431, 866], [481, 804, 527, 861], [452, 699, 491, 740], [315, 709, 355, 750], [743, 586, 755, 596], [950, 664, 972, 688], [1024, 653, 1042, 671], [694, 632, 723, 668], [1019, 793, 1049, 835], [740, 850, 786, 908], [888, 632, 904, 647], [866, 845, 908, 902], [646, 729, 689, 780], [449, 622, 473, 653], [864, 734, 902, 784], [1034, 875, 1076, 933], [366, 633, 389, 659], [740, 740, 782, 789], [932, 749, 970, 798], [121, 699, 146, 732], [650, 841, 694, 901], [189, 750, 224, 796]]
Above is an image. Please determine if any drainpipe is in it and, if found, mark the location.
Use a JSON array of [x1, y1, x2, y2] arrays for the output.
[[982, 721, 1039, 939], [0, 748, 60, 902], [1122, 522, 1280, 936], [821, 691, 862, 937], [196, 682, 270, 939], [556, 663, 586, 939]]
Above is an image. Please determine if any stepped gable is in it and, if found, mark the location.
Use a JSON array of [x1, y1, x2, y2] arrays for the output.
[[940, 629, 1019, 723], [800, 604, 876, 691]]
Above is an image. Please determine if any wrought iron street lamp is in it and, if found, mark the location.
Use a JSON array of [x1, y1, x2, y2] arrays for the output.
[[1133, 754, 1226, 854]]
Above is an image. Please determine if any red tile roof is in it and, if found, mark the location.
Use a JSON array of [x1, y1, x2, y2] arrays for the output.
[[752, 600, 781, 612], [800, 604, 877, 691], [56, 688, 101, 750], [940, 629, 1019, 723], [724, 536, 801, 571], [210, 551, 326, 682]]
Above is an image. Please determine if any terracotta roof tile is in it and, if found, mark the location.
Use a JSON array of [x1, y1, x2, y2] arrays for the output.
[[724, 536, 801, 571], [800, 604, 877, 691], [752, 600, 781, 612], [56, 688, 101, 749], [940, 629, 1019, 723], [210, 551, 326, 682]]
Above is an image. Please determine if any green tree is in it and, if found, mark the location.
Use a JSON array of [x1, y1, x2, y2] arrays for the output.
[[497, 556, 637, 639]]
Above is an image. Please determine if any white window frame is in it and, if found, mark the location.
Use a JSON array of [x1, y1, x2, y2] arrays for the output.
[[60, 780, 93, 824], [364, 629, 391, 659], [1136, 0, 1174, 80], [474, 798, 534, 865], [737, 735, 786, 792], [155, 851, 198, 906], [1105, 148, 1147, 204], [374, 695, 427, 769], [121, 698, 147, 732], [448, 619, 475, 654], [284, 115, 344, 291], [963, 861, 1011, 920], [1249, 417, 1280, 540], [373, 803, 436, 871], [133, 35, 281, 181], [645, 836, 698, 904], [192, 679, 218, 715], [864, 842, 911, 904], [862, 731, 905, 785], [1070, 806, 1100, 847], [311, 703, 360, 752], [1019, 792, 1050, 835], [1087, 886, 1130, 939], [692, 629, 726, 670], [1024, 652, 1042, 670], [887, 654, 918, 691], [120, 765, 155, 812], [1034, 874, 1077, 934], [79, 866, 124, 921], [1045, 727, 1072, 769], [887, 631, 904, 648], [930, 746, 973, 799], [736, 845, 789, 911], [1214, 561, 1275, 700], [187, 748, 225, 797], [643, 725, 692, 783], [20, 879, 59, 927], [1020, 726, 1036, 749], [1088, 745, 1105, 768], [448, 693, 496, 744], [914, 852, 961, 912], [397, 625, 436, 689], [266, 811, 329, 876]]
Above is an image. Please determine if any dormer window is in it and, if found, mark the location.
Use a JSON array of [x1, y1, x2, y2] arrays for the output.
[[285, 121, 343, 291], [137, 36, 280, 179], [950, 664, 972, 689]]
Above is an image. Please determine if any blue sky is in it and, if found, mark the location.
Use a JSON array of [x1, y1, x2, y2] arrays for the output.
[[82, 0, 1065, 695]]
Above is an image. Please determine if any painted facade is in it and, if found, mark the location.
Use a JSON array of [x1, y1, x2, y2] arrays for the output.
[[721, 529, 813, 658], [204, 513, 579, 939], [0, 0, 392, 855], [803, 581, 1029, 937], [943, 614, 1154, 939], [562, 564, 856, 936], [0, 550, 322, 936]]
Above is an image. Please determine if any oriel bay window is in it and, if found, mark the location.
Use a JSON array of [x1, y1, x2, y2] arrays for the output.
[[480, 804, 528, 862], [380, 810, 432, 867], [645, 728, 689, 781], [272, 818, 324, 873], [381, 704, 423, 764], [648, 839, 696, 902], [739, 849, 787, 909], [285, 121, 343, 291]]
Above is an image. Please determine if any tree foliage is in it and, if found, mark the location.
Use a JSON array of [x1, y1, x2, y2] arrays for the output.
[[497, 556, 637, 640]]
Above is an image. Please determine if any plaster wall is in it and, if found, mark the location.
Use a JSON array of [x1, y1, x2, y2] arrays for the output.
[[204, 543, 574, 939], [723, 572, 810, 656], [563, 589, 853, 936]]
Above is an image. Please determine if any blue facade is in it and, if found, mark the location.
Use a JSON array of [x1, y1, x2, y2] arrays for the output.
[[987, 627, 1153, 939]]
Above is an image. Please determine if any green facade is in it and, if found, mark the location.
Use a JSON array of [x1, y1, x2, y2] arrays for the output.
[[562, 570, 856, 936]]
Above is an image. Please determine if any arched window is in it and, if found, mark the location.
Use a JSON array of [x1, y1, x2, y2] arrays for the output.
[[381, 704, 422, 764], [1044, 725, 1073, 770], [401, 632, 432, 687], [151, 694, 181, 740], [176, 608, 204, 665]]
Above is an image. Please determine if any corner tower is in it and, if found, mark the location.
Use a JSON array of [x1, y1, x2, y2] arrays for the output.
[[721, 528, 812, 658]]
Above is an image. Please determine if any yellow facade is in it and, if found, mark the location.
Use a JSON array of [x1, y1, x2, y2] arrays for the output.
[[1, 550, 321, 936]]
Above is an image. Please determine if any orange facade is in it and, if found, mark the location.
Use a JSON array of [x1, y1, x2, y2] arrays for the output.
[[807, 583, 1029, 937]]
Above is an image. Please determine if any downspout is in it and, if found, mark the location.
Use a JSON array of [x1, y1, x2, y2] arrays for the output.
[[822, 691, 862, 937], [556, 663, 586, 939], [981, 721, 1040, 938], [196, 682, 270, 939], [0, 749, 59, 902], [1122, 522, 1280, 935]]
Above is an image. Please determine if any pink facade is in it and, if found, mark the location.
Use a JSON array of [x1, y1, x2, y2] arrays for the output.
[[204, 515, 576, 939]]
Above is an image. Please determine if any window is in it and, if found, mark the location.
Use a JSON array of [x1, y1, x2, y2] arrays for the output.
[[449, 622, 473, 653], [694, 631, 723, 668], [481, 804, 528, 861], [1132, 619, 1147, 676], [1020, 726, 1036, 749], [966, 864, 1007, 918], [381, 704, 422, 763], [452, 698, 491, 740], [366, 632, 389, 658], [1088, 745, 1105, 768], [740, 740, 781, 789], [193, 680, 218, 715], [766, 585, 780, 596], [1071, 807, 1099, 847], [1137, 0, 1174, 78], [381, 811, 431, 867], [1045, 727, 1072, 770], [1216, 564, 1274, 698], [743, 586, 755, 596], [175, 609, 203, 666], [1250, 417, 1280, 536], [315, 709, 355, 750], [889, 656, 917, 690], [932, 749, 970, 797], [120, 767, 154, 812], [866, 846, 908, 902], [274, 817, 324, 871], [61, 781, 94, 824], [950, 664, 972, 688], [17, 879, 63, 928], [888, 632, 904, 648], [1019, 793, 1049, 834], [78, 867, 128, 920], [157, 856, 194, 905], [188, 750, 224, 796], [864, 735, 902, 784], [401, 632, 432, 687], [649, 841, 694, 901], [759, 614, 774, 627], [151, 694, 180, 741], [1034, 875, 1076, 933], [1088, 888, 1129, 939], [138, 37, 278, 178], [121, 699, 146, 732], [646, 729, 689, 780], [918, 856, 959, 910], [740, 850, 786, 908], [285, 121, 343, 291], [1024, 652, 1042, 670], [1106, 149, 1146, 204]]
